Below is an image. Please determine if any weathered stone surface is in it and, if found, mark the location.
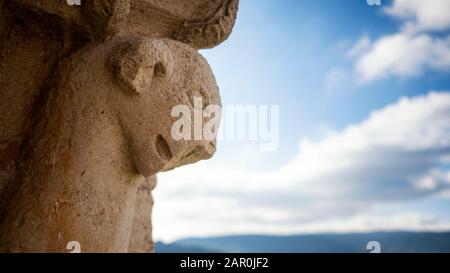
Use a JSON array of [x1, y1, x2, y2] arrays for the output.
[[11, 0, 239, 48], [0, 0, 238, 252], [129, 176, 156, 253], [0, 34, 221, 252]]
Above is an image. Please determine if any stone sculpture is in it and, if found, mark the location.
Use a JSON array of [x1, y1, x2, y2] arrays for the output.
[[0, 0, 238, 252]]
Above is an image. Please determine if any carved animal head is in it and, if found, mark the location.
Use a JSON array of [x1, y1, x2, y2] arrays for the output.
[[109, 37, 221, 177]]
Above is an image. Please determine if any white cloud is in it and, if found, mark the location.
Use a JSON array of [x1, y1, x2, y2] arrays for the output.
[[385, 0, 450, 32], [153, 91, 450, 241], [414, 169, 450, 191], [347, 35, 371, 59], [348, 0, 450, 84], [355, 33, 450, 83]]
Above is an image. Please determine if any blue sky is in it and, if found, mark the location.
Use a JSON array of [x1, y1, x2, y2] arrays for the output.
[[154, 0, 450, 241]]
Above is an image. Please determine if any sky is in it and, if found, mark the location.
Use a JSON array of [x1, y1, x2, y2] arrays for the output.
[[153, 0, 450, 242]]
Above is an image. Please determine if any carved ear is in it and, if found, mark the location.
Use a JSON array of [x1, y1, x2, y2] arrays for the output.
[[110, 39, 174, 95]]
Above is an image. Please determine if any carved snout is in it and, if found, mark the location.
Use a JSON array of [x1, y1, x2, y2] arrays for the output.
[[155, 138, 218, 164], [161, 139, 218, 172], [110, 38, 174, 95], [144, 133, 217, 175]]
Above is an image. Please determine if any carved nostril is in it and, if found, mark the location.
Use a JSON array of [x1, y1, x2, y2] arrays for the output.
[[155, 135, 173, 161]]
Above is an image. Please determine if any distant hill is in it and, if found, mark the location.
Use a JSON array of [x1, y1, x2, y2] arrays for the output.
[[155, 242, 220, 253], [156, 232, 450, 253]]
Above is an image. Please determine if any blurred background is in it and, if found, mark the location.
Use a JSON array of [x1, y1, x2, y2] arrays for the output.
[[154, 0, 450, 252]]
